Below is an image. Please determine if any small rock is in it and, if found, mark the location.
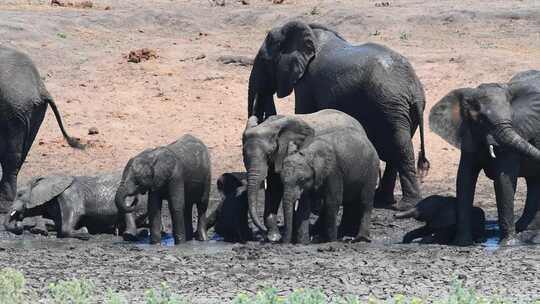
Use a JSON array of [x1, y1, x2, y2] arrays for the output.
[[195, 54, 206, 60], [88, 127, 99, 135], [241, 0, 249, 4]]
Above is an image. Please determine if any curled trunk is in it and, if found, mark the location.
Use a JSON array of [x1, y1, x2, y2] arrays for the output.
[[115, 184, 137, 213], [493, 123, 540, 161], [247, 170, 267, 232]]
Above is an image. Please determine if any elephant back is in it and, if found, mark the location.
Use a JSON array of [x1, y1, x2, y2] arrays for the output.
[[27, 176, 75, 209]]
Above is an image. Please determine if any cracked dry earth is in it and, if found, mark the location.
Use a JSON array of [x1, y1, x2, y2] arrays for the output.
[[1, 0, 540, 302]]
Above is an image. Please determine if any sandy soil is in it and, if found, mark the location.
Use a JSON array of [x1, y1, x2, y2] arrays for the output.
[[0, 0, 540, 302]]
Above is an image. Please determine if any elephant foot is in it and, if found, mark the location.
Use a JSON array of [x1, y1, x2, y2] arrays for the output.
[[195, 229, 208, 241], [265, 214, 281, 243], [122, 231, 138, 242], [452, 235, 474, 247], [500, 234, 521, 246], [373, 190, 396, 209], [267, 229, 282, 243], [29, 225, 48, 236]]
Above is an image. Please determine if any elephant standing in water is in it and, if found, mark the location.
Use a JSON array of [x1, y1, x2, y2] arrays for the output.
[[247, 21, 429, 218], [430, 70, 540, 245], [0, 46, 84, 212], [115, 135, 211, 245], [4, 172, 148, 240], [242, 109, 365, 242]]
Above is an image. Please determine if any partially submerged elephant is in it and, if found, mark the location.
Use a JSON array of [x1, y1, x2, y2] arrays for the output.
[[4, 172, 147, 240], [115, 134, 211, 245], [430, 70, 540, 245], [199, 172, 254, 243], [247, 21, 429, 213], [395, 195, 485, 244], [278, 111, 379, 244], [0, 46, 84, 212], [242, 109, 365, 242]]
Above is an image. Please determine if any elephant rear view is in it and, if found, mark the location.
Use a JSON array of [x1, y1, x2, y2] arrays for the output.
[[0, 46, 84, 212], [115, 134, 211, 245], [248, 21, 429, 211]]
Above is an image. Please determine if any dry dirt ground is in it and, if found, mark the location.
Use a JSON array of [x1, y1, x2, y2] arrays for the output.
[[0, 0, 540, 302]]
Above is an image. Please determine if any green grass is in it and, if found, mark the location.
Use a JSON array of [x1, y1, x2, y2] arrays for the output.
[[0, 268, 538, 303]]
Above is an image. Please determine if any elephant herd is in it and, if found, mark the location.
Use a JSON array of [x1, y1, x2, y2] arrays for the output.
[[2, 20, 540, 247]]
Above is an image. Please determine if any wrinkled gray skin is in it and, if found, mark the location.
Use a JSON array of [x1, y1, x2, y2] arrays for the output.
[[0, 46, 84, 212], [199, 172, 254, 243], [248, 21, 429, 215], [395, 195, 485, 244], [242, 109, 364, 242], [430, 70, 540, 246], [278, 112, 380, 244], [115, 134, 211, 245], [4, 172, 147, 240]]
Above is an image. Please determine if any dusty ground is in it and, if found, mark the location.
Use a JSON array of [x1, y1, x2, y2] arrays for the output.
[[0, 0, 540, 302]]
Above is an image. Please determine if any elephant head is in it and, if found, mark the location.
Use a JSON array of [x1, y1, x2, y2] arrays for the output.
[[248, 20, 318, 121], [430, 83, 540, 161], [242, 115, 315, 233], [115, 148, 176, 213], [280, 141, 331, 243], [4, 176, 74, 234]]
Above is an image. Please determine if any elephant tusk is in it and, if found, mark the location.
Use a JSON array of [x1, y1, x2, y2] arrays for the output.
[[9, 210, 16, 217], [264, 180, 267, 190], [294, 200, 299, 211], [489, 145, 496, 159]]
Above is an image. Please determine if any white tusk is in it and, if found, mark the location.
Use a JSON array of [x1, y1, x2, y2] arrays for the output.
[[489, 145, 496, 159], [9, 210, 16, 217], [294, 200, 299, 211], [264, 180, 267, 190]]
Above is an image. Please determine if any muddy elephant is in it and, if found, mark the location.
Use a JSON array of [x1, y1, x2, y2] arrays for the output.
[[242, 109, 365, 242], [115, 134, 211, 245], [0, 46, 84, 212], [4, 172, 147, 240], [278, 111, 379, 244], [430, 70, 540, 246], [199, 172, 253, 243], [395, 195, 485, 244], [247, 21, 429, 212]]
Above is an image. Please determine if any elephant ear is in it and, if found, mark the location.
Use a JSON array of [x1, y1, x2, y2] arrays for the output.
[[275, 21, 317, 98], [27, 176, 74, 209], [309, 146, 331, 190], [273, 117, 315, 172], [150, 148, 176, 190], [429, 88, 473, 149]]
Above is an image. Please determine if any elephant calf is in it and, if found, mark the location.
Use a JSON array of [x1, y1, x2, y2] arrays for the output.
[[4, 173, 148, 240], [199, 172, 253, 243], [279, 111, 380, 244], [395, 195, 486, 244], [115, 134, 211, 245]]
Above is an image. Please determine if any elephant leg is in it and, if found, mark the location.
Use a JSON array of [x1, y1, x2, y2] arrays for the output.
[[392, 128, 422, 210], [402, 226, 432, 243], [338, 203, 354, 238], [493, 153, 519, 245], [183, 202, 194, 241], [355, 186, 375, 243], [147, 192, 163, 244], [168, 184, 186, 244], [0, 126, 25, 212], [374, 164, 397, 208], [293, 195, 311, 245], [28, 216, 49, 236], [264, 171, 283, 242], [516, 177, 540, 233], [58, 204, 88, 240], [122, 213, 138, 241], [195, 187, 210, 241]]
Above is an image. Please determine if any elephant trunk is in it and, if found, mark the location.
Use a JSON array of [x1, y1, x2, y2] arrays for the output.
[[281, 189, 299, 244], [4, 212, 23, 235], [493, 123, 540, 161], [247, 54, 276, 122], [115, 184, 137, 213], [247, 169, 267, 233], [394, 207, 420, 219]]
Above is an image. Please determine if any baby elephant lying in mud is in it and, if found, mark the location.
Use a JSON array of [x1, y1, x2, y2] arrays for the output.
[[395, 195, 485, 244], [199, 172, 254, 243], [4, 173, 148, 240]]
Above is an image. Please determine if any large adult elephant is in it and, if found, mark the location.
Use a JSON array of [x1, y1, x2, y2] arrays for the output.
[[246, 20, 429, 223], [430, 70, 540, 246], [0, 46, 84, 212]]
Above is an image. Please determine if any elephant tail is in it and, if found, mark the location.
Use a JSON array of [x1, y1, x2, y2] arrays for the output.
[[414, 88, 430, 182], [42, 89, 85, 149]]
